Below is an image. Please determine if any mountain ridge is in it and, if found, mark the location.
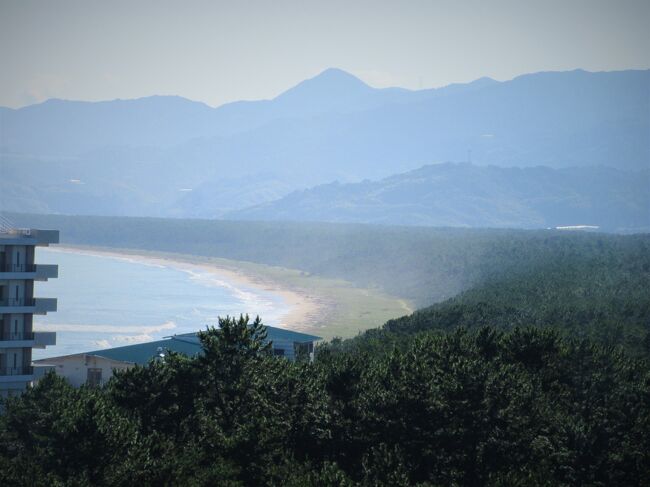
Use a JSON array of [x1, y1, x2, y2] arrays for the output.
[[226, 163, 650, 232], [5, 67, 643, 112], [1, 68, 647, 221]]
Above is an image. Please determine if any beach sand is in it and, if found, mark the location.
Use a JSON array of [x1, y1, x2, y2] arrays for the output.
[[45, 245, 413, 340], [49, 245, 331, 336]]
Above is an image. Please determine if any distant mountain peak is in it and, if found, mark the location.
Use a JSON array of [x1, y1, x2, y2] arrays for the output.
[[471, 76, 497, 85], [311, 68, 368, 84], [275, 68, 373, 101]]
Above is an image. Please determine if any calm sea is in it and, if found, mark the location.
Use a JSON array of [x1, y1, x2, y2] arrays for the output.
[[33, 248, 289, 359]]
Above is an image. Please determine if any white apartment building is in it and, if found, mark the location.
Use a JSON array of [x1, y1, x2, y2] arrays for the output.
[[0, 228, 58, 397]]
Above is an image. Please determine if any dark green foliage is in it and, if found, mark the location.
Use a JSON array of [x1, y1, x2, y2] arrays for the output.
[[1, 219, 649, 484], [320, 233, 650, 357], [0, 373, 138, 486], [2, 322, 648, 486]]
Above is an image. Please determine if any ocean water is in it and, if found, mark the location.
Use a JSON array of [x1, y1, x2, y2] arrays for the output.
[[32, 248, 289, 359]]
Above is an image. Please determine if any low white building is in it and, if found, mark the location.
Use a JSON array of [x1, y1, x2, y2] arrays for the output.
[[34, 326, 321, 387]]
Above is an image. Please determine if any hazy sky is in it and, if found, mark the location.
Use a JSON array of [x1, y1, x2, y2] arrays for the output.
[[1, 0, 648, 108]]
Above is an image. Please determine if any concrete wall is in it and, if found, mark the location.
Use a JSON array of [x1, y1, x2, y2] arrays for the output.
[[39, 354, 132, 388]]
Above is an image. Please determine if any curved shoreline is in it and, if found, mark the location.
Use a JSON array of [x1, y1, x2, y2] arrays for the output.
[[47, 245, 329, 335], [43, 245, 413, 340]]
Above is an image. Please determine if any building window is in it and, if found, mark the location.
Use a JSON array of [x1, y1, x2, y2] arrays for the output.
[[87, 368, 102, 387], [294, 342, 311, 360], [273, 348, 285, 356]]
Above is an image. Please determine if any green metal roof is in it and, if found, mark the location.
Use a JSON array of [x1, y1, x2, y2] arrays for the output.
[[69, 325, 321, 365], [264, 326, 322, 343], [175, 325, 322, 343], [88, 337, 202, 365]]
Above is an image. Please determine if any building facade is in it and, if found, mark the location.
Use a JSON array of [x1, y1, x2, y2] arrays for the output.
[[34, 327, 321, 388], [0, 228, 58, 397]]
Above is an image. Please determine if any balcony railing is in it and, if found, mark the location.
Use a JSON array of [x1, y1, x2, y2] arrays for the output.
[[0, 228, 31, 236], [0, 229, 59, 245], [0, 264, 36, 273], [0, 298, 57, 314], [0, 264, 58, 280], [0, 331, 34, 341], [0, 331, 56, 347], [0, 298, 34, 307], [0, 366, 33, 376]]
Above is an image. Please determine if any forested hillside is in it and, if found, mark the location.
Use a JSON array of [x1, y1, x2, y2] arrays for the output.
[[1, 316, 648, 485], [228, 163, 650, 232], [11, 212, 650, 352], [10, 213, 650, 307], [3, 215, 649, 485], [337, 235, 650, 357]]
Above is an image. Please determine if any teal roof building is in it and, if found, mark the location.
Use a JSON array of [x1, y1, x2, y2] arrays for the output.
[[33, 326, 322, 387], [85, 327, 321, 365]]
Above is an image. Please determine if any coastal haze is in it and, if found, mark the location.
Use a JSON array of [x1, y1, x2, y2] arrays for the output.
[[1, 68, 649, 231], [3, 0, 648, 230]]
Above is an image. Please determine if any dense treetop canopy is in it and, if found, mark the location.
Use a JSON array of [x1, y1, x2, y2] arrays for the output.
[[2, 219, 649, 485]]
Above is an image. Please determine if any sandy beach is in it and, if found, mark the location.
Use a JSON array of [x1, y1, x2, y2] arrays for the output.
[[49, 245, 332, 336]]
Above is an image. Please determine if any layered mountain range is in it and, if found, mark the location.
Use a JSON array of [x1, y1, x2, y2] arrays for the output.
[[1, 68, 648, 230], [227, 163, 649, 232]]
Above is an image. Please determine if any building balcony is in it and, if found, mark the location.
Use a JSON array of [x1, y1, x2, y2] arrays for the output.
[[33, 331, 56, 347], [0, 366, 34, 384], [0, 331, 56, 349], [0, 264, 58, 281], [0, 229, 59, 246], [0, 298, 57, 315]]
